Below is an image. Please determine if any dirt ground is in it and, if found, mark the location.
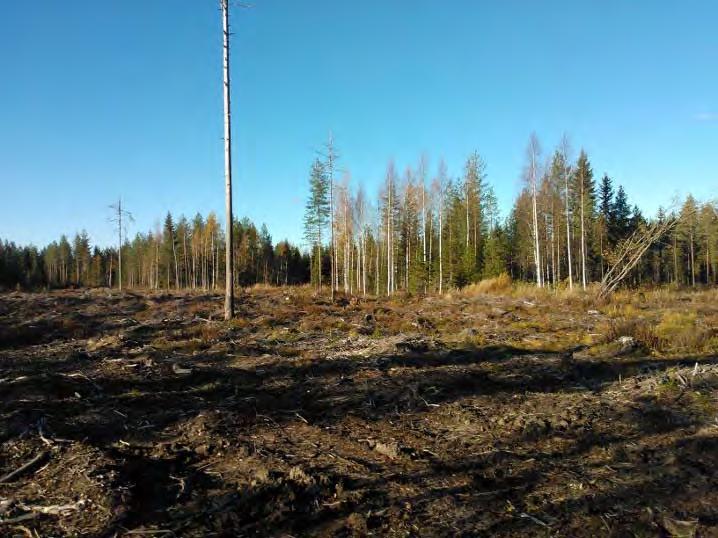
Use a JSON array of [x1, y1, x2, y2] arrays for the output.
[[1, 287, 717, 537]]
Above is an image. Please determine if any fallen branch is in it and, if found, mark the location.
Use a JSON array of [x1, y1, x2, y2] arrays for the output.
[[17, 499, 85, 516], [520, 512, 550, 528], [0, 500, 85, 526], [0, 513, 38, 525], [0, 451, 49, 484]]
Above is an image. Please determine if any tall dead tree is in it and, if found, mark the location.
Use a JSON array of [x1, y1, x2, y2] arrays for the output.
[[108, 198, 133, 291], [221, 0, 234, 320]]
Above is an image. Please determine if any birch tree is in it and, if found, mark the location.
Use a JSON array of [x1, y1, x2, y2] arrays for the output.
[[525, 134, 543, 287]]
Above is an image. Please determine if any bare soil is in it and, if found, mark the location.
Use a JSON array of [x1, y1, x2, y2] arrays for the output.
[[1, 288, 717, 537]]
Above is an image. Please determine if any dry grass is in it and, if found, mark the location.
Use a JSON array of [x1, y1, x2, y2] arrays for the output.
[[460, 273, 512, 295], [604, 310, 718, 355]]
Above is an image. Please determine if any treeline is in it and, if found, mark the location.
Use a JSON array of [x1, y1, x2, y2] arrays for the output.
[[3, 134, 717, 294], [303, 134, 718, 295], [0, 214, 309, 290]]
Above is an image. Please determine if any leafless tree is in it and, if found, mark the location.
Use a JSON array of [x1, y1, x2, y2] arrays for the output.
[[526, 134, 543, 287], [108, 198, 133, 291], [221, 0, 234, 319]]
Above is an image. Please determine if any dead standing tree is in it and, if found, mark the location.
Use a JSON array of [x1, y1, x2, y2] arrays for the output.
[[221, 0, 235, 319], [108, 198, 133, 291]]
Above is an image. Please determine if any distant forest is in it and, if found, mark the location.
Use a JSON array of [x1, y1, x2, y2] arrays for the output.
[[2, 135, 716, 292], [0, 215, 309, 291]]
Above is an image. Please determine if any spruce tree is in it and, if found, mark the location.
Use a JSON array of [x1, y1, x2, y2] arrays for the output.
[[599, 174, 614, 224], [612, 186, 632, 242], [303, 159, 329, 288]]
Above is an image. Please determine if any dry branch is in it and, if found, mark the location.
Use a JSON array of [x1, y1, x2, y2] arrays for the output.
[[0, 451, 49, 484]]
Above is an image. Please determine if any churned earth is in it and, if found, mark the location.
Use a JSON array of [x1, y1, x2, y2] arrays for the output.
[[1, 286, 717, 537]]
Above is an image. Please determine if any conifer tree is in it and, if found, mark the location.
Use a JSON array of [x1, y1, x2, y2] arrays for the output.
[[303, 159, 330, 288]]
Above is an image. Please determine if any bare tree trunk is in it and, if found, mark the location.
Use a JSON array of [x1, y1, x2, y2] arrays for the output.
[[421, 166, 426, 290], [690, 230, 695, 286], [673, 233, 678, 283], [580, 171, 587, 290], [326, 133, 337, 300], [466, 180, 470, 249], [564, 165, 573, 290], [362, 229, 367, 296], [439, 185, 443, 294], [344, 194, 349, 293], [375, 238, 379, 296], [387, 191, 391, 296], [118, 202, 122, 291], [428, 211, 433, 287], [706, 240, 711, 284], [551, 213, 557, 288], [599, 227, 604, 280], [529, 138, 542, 287], [222, 0, 234, 319]]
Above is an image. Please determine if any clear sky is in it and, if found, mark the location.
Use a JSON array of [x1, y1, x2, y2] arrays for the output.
[[1, 0, 716, 249]]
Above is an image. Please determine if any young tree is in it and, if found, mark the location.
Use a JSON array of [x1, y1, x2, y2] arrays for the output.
[[303, 159, 329, 288]]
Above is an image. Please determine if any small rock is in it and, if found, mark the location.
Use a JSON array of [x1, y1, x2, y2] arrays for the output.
[[615, 336, 638, 354]]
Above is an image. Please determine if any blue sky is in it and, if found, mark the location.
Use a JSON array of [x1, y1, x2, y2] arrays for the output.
[[1, 0, 716, 249]]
